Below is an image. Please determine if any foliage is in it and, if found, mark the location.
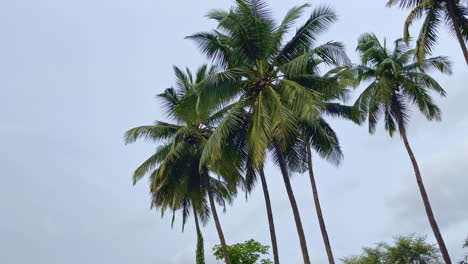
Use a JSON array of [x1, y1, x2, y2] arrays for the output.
[[213, 239, 273, 264], [188, 3, 357, 262], [353, 33, 451, 137], [125, 65, 241, 230], [386, 0, 468, 65], [459, 236, 468, 264], [125, 65, 244, 264], [196, 233, 205, 264], [342, 235, 442, 264], [187, 0, 352, 171], [124, 1, 458, 264]]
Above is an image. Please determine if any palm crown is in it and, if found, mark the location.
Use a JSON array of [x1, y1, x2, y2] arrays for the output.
[[124, 65, 241, 230], [353, 33, 452, 136], [282, 67, 359, 173], [387, 0, 468, 65], [188, 0, 351, 169]]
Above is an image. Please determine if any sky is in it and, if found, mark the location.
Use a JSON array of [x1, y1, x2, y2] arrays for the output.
[[1, 0, 467, 263]]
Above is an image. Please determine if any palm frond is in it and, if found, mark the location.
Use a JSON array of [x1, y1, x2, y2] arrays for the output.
[[124, 122, 182, 144], [324, 103, 361, 124], [386, 0, 425, 8], [273, 3, 310, 49], [402, 0, 432, 41], [132, 143, 172, 184], [247, 92, 271, 167], [277, 5, 337, 63], [404, 56, 452, 74], [415, 6, 442, 65], [196, 68, 243, 110], [313, 41, 351, 66], [278, 79, 323, 123], [402, 81, 442, 120], [356, 33, 388, 65], [156, 88, 179, 119], [195, 64, 209, 84], [403, 71, 446, 96], [200, 101, 247, 168], [303, 118, 343, 166], [390, 93, 411, 132], [173, 65, 191, 91], [186, 31, 233, 68]]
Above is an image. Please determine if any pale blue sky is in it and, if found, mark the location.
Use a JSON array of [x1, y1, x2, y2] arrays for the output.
[[1, 1, 467, 263]]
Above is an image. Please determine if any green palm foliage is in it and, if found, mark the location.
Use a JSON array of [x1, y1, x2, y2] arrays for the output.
[[353, 33, 452, 264], [387, 0, 468, 65], [187, 1, 350, 263], [125, 65, 247, 264]]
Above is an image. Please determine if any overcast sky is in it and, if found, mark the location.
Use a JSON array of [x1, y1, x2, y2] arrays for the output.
[[1, 0, 467, 263]]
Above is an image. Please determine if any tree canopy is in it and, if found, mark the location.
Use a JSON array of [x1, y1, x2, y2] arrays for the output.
[[343, 235, 442, 264], [213, 239, 273, 264]]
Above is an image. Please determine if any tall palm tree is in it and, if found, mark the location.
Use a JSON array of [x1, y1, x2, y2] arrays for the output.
[[284, 119, 340, 264], [284, 66, 358, 264], [125, 122, 229, 264], [187, 1, 349, 263], [353, 33, 453, 264], [125, 65, 245, 264], [387, 0, 468, 65], [127, 139, 214, 264]]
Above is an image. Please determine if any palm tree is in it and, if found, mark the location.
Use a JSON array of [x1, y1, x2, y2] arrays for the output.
[[128, 140, 214, 264], [125, 125, 230, 264], [387, 0, 468, 66], [283, 118, 342, 264], [353, 33, 453, 264], [284, 67, 358, 264], [187, 1, 350, 263], [124, 65, 245, 264]]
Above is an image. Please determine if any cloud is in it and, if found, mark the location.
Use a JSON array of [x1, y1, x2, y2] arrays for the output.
[[386, 141, 468, 230]]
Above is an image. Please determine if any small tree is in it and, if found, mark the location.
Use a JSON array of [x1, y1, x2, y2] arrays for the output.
[[342, 235, 442, 264], [459, 236, 468, 264], [213, 239, 273, 264]]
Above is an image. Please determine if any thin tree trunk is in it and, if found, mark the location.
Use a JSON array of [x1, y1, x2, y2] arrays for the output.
[[400, 129, 452, 264], [205, 174, 231, 264], [446, 0, 468, 66], [193, 206, 206, 264], [306, 145, 335, 264], [274, 142, 311, 264], [259, 168, 280, 264]]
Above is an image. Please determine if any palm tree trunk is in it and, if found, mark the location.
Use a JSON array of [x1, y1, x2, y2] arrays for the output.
[[259, 168, 280, 264], [446, 0, 468, 66], [306, 145, 335, 264], [274, 142, 311, 264], [400, 129, 452, 264], [205, 174, 231, 264], [193, 206, 206, 264]]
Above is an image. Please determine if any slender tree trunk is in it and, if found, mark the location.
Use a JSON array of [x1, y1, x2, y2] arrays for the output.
[[259, 168, 280, 264], [446, 0, 468, 66], [274, 142, 311, 264], [205, 174, 231, 264], [306, 145, 335, 264], [193, 206, 206, 264], [400, 129, 452, 264]]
